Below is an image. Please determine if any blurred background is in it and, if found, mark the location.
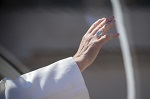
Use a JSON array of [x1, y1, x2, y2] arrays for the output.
[[0, 0, 150, 99]]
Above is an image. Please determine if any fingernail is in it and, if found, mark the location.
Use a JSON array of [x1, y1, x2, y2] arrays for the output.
[[113, 33, 119, 37], [112, 20, 115, 23], [109, 20, 115, 25], [110, 15, 114, 19], [116, 33, 120, 36], [107, 16, 114, 21]]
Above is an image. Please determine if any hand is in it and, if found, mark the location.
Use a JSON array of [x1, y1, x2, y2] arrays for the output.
[[73, 16, 119, 72]]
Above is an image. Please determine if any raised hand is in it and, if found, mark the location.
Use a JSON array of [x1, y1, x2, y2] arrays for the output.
[[73, 16, 119, 72]]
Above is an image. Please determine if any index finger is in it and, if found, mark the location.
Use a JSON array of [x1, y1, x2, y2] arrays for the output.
[[87, 16, 114, 34], [87, 18, 106, 33]]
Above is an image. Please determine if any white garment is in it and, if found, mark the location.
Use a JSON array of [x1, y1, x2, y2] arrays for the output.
[[0, 57, 90, 99]]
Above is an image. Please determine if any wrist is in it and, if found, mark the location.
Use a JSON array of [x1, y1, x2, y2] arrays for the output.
[[73, 56, 86, 72]]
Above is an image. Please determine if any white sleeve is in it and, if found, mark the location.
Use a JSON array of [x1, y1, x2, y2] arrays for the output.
[[0, 57, 90, 99]]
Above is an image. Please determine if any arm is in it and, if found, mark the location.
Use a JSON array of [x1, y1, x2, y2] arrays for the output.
[[0, 16, 119, 99], [1, 57, 89, 99]]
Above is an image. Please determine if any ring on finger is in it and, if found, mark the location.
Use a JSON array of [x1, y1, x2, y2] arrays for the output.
[[96, 30, 102, 37]]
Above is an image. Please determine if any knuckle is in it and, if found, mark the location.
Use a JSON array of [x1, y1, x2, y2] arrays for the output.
[[101, 35, 108, 39], [104, 35, 108, 38], [92, 22, 97, 27], [95, 27, 99, 32], [93, 23, 96, 27], [83, 34, 91, 40], [97, 24, 102, 28], [101, 26, 105, 33]]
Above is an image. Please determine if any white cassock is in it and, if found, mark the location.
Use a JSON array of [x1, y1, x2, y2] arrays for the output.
[[0, 57, 90, 99]]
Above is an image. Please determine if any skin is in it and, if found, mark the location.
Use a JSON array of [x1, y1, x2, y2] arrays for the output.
[[73, 16, 119, 72]]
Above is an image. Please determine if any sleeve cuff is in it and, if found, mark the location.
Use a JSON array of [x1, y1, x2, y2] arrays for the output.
[[65, 57, 90, 99], [4, 57, 90, 99]]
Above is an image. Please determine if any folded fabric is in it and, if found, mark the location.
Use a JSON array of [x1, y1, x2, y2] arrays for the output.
[[0, 57, 90, 99]]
